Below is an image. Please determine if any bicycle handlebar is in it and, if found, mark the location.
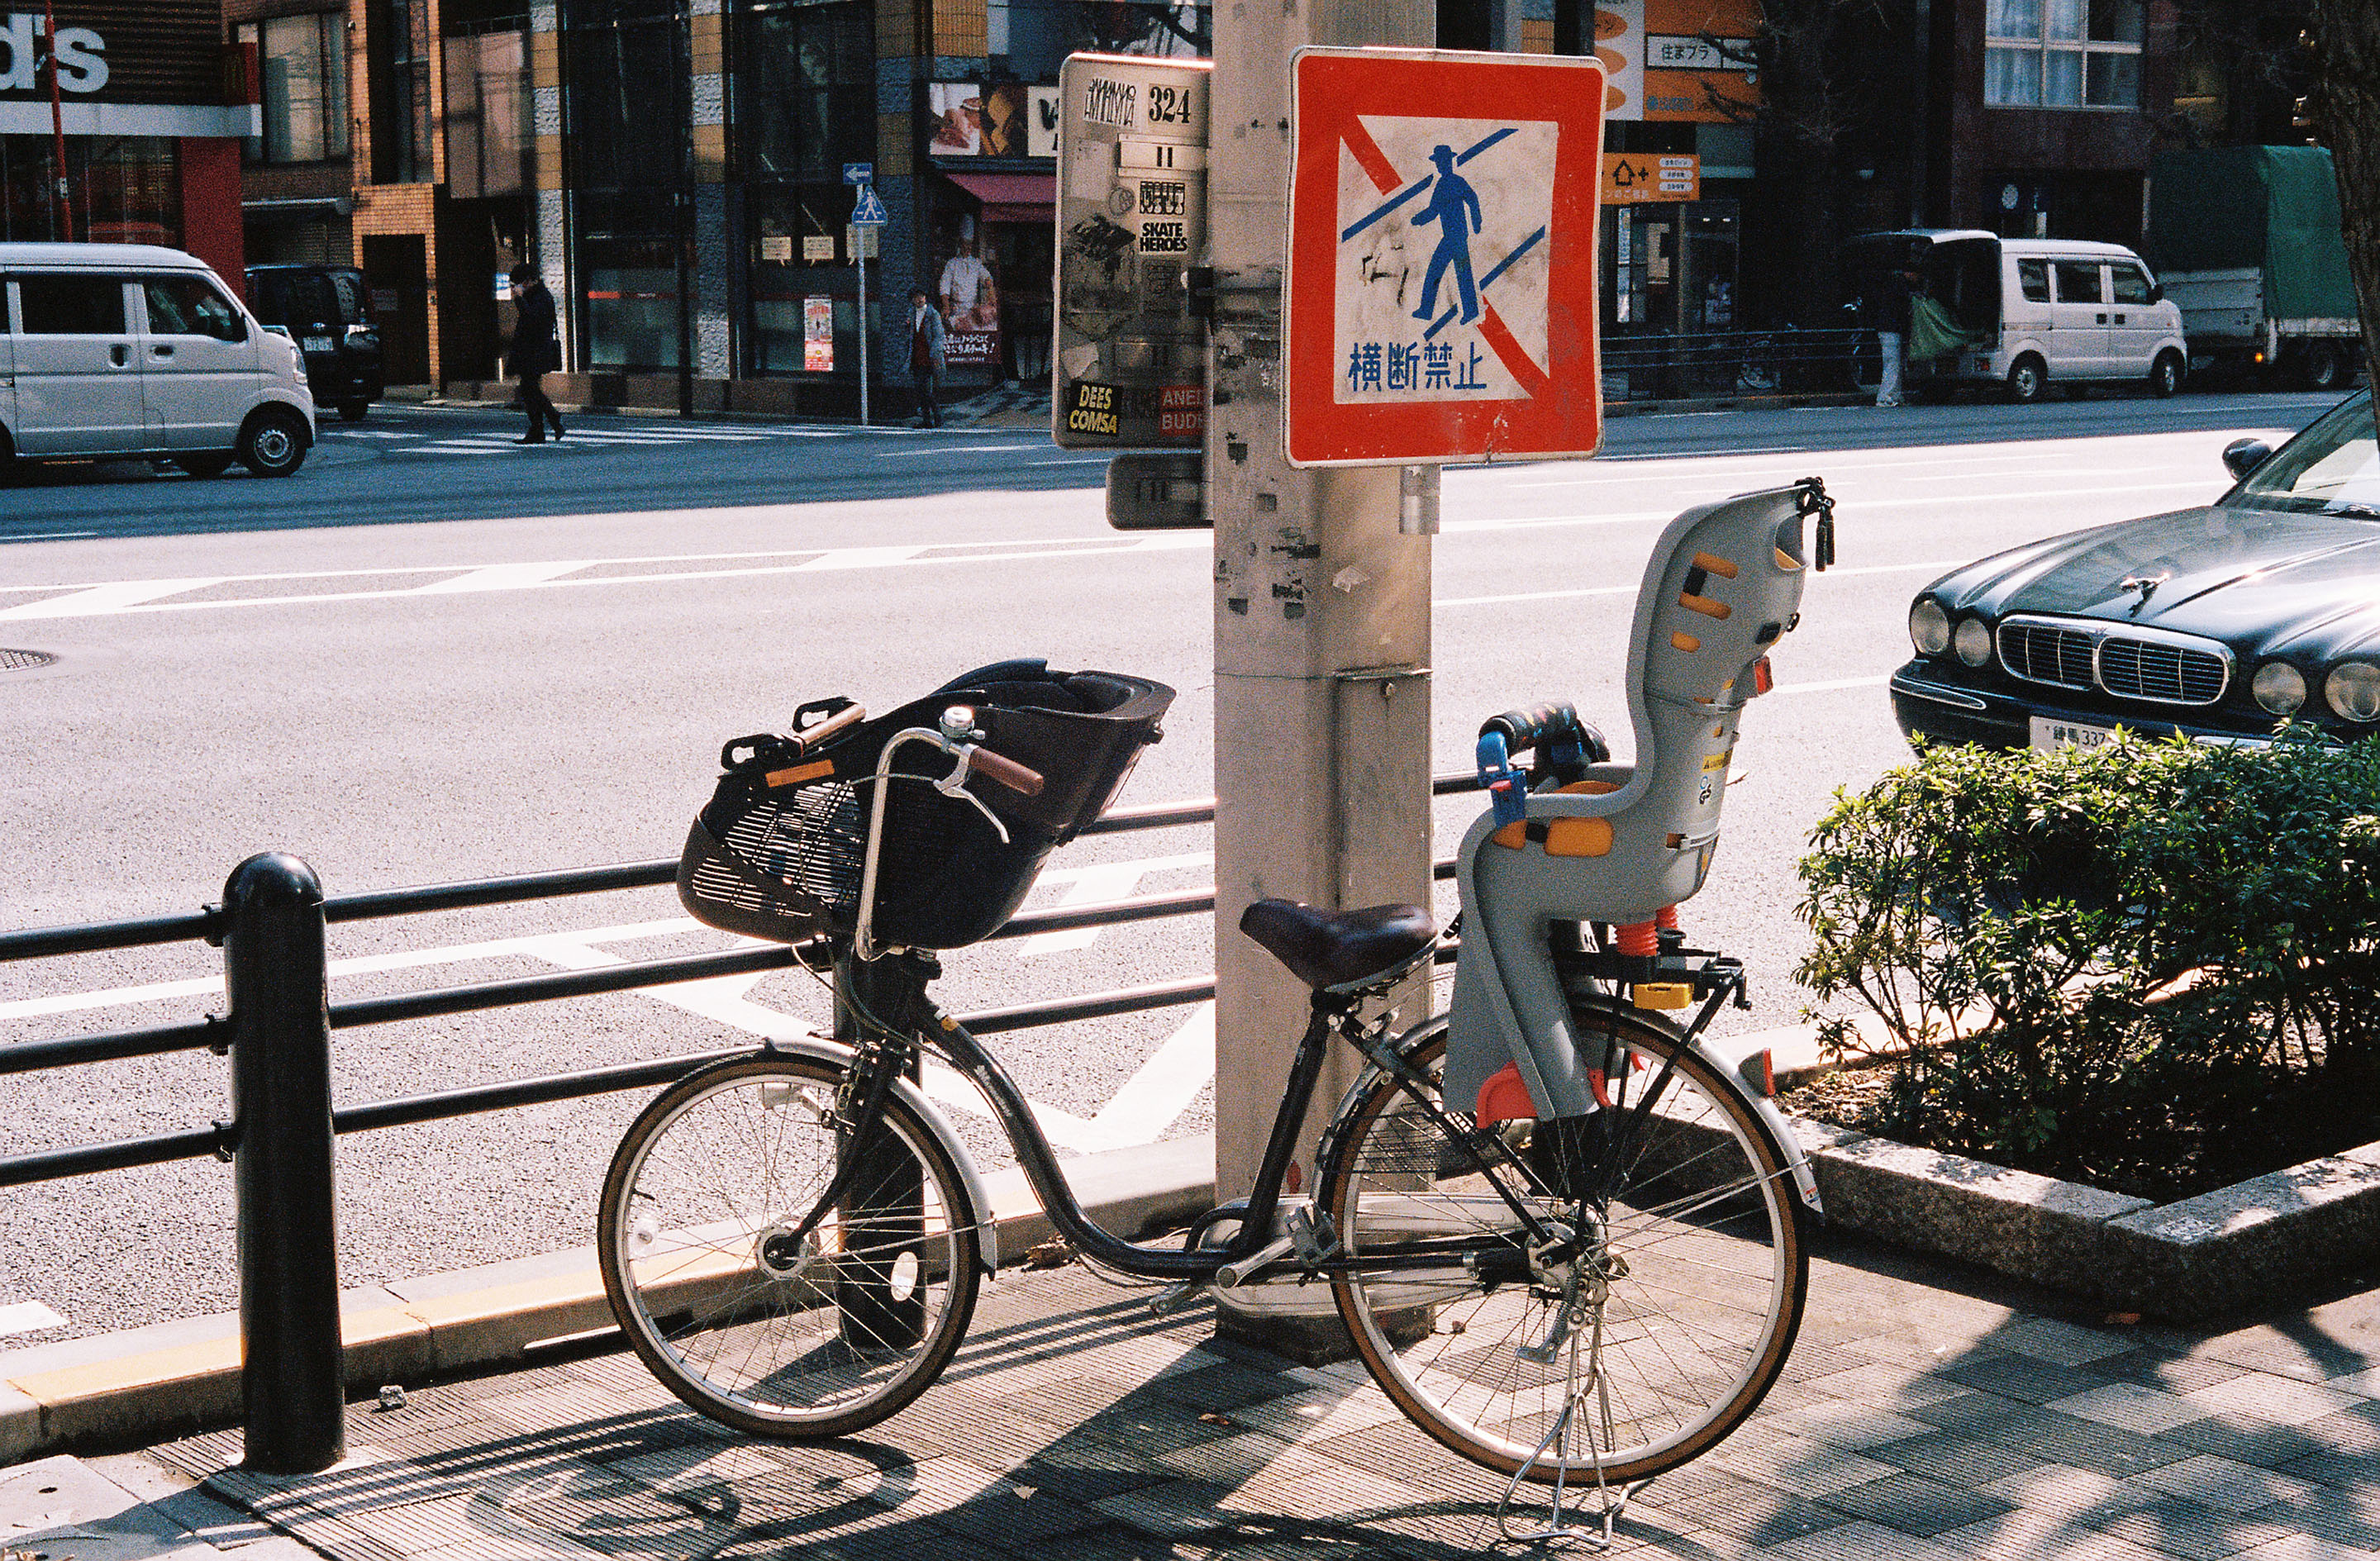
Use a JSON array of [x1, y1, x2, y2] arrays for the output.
[[968, 746, 1045, 797]]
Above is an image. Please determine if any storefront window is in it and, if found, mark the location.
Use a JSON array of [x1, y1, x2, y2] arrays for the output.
[[445, 26, 531, 198], [240, 12, 350, 164], [736, 0, 872, 180], [575, 189, 684, 370], [745, 181, 862, 375], [370, 0, 436, 182], [1986, 0, 2140, 107], [0, 136, 179, 245]]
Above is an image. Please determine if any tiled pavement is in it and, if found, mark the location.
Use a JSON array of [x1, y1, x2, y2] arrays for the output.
[[135, 1233, 2380, 1560]]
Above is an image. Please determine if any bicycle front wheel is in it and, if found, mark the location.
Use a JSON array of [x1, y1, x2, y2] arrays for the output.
[[597, 1053, 983, 1439], [1316, 1005, 1806, 1485]]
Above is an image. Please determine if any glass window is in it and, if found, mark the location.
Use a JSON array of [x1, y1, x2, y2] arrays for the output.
[[2052, 261, 2103, 303], [245, 13, 350, 164], [1986, 0, 2137, 108], [1986, 48, 2040, 105], [2017, 259, 2051, 302], [17, 276, 127, 334], [2110, 264, 2153, 304], [445, 30, 530, 199], [737, 2, 873, 181], [144, 278, 247, 341]]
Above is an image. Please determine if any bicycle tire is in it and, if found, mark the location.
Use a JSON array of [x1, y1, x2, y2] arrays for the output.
[[1316, 1003, 1806, 1485], [597, 1053, 983, 1439]]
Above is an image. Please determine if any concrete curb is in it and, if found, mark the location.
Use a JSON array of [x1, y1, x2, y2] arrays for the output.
[[1789, 1113, 2380, 1325], [0, 1139, 1215, 1467]]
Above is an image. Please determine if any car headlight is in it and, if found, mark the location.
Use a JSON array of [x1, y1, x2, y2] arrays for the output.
[[1954, 618, 1992, 667], [2252, 662, 2306, 716], [1909, 598, 1950, 656], [2326, 663, 2380, 721]]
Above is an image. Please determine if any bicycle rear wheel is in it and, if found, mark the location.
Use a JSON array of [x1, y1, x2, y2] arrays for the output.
[[597, 1053, 982, 1439], [1315, 1004, 1805, 1484]]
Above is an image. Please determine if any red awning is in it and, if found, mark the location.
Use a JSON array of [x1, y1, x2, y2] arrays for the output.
[[943, 170, 1056, 224]]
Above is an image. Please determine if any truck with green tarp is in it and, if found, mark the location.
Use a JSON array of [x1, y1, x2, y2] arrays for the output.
[[2144, 145, 2362, 390]]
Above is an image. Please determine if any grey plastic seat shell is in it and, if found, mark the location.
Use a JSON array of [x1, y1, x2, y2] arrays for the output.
[[1445, 484, 1817, 1121]]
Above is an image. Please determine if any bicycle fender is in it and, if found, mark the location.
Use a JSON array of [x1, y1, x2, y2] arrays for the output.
[[1691, 1032, 1825, 1220], [764, 1037, 1001, 1276]]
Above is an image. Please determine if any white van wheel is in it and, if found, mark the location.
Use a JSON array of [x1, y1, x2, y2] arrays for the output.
[[240, 408, 310, 478], [2148, 350, 2184, 398], [2006, 355, 2047, 403]]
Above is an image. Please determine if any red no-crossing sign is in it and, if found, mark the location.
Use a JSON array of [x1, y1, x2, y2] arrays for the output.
[[1284, 47, 1607, 468]]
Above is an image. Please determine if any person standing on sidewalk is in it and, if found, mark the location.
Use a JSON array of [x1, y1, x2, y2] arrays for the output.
[[1864, 264, 1913, 409], [908, 288, 946, 428], [509, 264, 564, 444]]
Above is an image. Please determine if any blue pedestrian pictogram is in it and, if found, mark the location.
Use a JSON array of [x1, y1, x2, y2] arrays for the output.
[[1410, 145, 1483, 325]]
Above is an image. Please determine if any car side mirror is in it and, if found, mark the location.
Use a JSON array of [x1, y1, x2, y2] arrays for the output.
[[2222, 437, 2272, 482], [2149, 283, 2163, 304]]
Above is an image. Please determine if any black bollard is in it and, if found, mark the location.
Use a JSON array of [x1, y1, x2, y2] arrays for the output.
[[223, 852, 346, 1473]]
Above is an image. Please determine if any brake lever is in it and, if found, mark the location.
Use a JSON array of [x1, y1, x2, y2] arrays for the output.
[[931, 705, 1011, 844]]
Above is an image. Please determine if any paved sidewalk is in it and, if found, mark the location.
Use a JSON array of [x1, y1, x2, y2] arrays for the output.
[[60, 1229, 2380, 1561]]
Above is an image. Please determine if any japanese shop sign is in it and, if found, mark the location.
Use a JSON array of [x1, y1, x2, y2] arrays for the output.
[[1283, 47, 1608, 468]]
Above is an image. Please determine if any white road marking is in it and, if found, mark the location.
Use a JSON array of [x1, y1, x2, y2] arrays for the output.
[[413, 561, 593, 594], [0, 1301, 67, 1335], [1016, 853, 1212, 955], [0, 577, 229, 619], [879, 444, 1042, 457]]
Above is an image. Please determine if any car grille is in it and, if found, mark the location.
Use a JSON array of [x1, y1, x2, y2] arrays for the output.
[[1997, 617, 2230, 707]]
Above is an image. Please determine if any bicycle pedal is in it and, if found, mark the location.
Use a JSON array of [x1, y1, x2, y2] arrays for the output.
[[1284, 1205, 1340, 1266], [1149, 1281, 1208, 1317]]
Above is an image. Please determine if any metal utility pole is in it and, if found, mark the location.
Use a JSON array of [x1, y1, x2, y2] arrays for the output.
[[1207, 0, 1437, 1351], [45, 0, 71, 241]]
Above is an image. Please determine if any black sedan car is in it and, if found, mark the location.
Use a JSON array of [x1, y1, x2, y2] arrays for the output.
[[1892, 390, 2380, 749]]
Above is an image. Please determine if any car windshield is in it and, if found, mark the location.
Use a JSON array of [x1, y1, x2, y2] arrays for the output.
[[2230, 392, 2380, 518]]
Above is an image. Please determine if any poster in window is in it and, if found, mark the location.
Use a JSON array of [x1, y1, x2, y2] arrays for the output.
[[805, 297, 834, 371], [982, 83, 1027, 156], [929, 83, 982, 155], [939, 240, 1001, 368], [1026, 88, 1060, 158]]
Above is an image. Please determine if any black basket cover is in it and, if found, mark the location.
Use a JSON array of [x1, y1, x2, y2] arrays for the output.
[[678, 662, 1173, 949]]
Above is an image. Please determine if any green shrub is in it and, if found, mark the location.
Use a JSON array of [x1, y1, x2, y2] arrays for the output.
[[1794, 729, 2380, 1201]]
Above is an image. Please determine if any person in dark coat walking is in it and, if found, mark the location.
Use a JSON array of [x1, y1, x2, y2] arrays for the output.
[[509, 264, 564, 443], [907, 288, 946, 428]]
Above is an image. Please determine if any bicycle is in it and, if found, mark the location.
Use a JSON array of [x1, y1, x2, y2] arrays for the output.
[[597, 478, 1838, 1544]]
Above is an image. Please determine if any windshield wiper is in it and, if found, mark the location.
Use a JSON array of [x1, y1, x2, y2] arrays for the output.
[[2325, 502, 2380, 520]]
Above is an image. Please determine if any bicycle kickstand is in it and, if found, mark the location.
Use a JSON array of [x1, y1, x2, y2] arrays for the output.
[[1494, 1315, 1648, 1549]]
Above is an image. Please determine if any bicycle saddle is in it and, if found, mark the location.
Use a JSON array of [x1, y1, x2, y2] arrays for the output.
[[1240, 899, 1435, 992]]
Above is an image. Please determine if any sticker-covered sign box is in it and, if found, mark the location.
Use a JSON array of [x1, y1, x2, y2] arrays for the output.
[[1052, 53, 1211, 450]]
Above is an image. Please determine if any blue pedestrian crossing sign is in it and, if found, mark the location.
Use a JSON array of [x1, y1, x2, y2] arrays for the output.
[[1284, 47, 1608, 468], [851, 186, 888, 226]]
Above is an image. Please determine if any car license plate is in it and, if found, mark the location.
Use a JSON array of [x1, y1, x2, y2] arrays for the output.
[[2030, 716, 2121, 750], [303, 336, 334, 354]]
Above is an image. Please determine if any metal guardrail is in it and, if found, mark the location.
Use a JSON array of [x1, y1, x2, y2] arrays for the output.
[[0, 768, 1488, 1470], [1600, 326, 1876, 402]]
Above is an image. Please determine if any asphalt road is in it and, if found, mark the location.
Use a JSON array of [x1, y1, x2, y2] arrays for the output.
[[0, 386, 2344, 1342]]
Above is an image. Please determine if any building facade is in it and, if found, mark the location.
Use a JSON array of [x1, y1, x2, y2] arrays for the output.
[[1, 1, 256, 278]]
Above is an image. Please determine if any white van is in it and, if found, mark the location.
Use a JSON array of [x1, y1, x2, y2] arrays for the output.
[[2, 242, 316, 478], [1845, 230, 2190, 402]]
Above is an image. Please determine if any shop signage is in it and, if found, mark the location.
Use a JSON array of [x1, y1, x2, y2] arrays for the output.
[[0, 14, 107, 93], [1026, 87, 1060, 159], [760, 235, 793, 261], [1589, 0, 1759, 121], [804, 297, 834, 371], [802, 235, 835, 262], [1052, 52, 1211, 450], [845, 224, 878, 259], [1283, 46, 1608, 468], [1644, 34, 1751, 70], [1601, 152, 1698, 203]]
